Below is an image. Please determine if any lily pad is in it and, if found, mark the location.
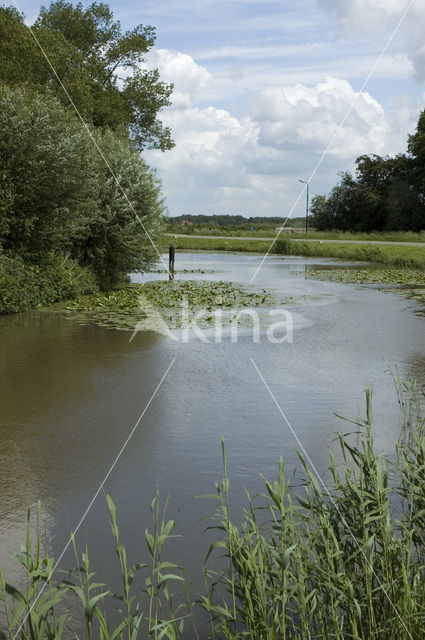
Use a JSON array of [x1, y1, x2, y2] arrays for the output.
[[45, 280, 295, 332]]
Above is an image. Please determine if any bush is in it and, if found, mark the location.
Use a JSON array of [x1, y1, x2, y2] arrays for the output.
[[275, 238, 294, 254], [0, 253, 98, 314], [0, 86, 165, 289]]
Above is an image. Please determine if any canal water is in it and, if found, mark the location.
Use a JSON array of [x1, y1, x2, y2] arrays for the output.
[[1, 252, 425, 630]]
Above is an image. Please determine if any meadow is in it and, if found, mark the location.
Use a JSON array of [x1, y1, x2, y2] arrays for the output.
[[165, 234, 425, 272], [166, 225, 425, 243]]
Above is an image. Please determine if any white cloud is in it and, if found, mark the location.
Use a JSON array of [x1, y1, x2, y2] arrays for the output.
[[145, 50, 423, 217], [317, 0, 425, 81], [251, 77, 388, 158], [146, 49, 211, 108], [317, 0, 405, 29]]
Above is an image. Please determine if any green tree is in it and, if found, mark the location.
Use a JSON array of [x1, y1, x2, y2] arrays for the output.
[[310, 195, 333, 230], [0, 85, 97, 257], [407, 111, 425, 226], [0, 2, 174, 150], [312, 153, 421, 232], [74, 128, 164, 286], [0, 86, 164, 286]]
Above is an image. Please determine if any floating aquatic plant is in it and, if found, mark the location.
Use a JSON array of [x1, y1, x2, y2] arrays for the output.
[[46, 280, 294, 332]]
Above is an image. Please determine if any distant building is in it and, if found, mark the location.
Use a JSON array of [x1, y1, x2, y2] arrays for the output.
[[181, 220, 194, 226]]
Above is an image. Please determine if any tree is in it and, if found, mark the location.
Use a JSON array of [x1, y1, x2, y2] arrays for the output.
[[310, 195, 332, 231], [0, 86, 164, 285], [311, 153, 423, 232], [0, 2, 174, 150], [74, 128, 164, 286], [0, 85, 97, 257]]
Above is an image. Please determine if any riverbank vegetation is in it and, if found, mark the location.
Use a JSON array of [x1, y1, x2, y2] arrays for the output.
[[0, 253, 98, 314], [276, 238, 425, 270], [165, 235, 272, 253], [166, 234, 425, 269], [0, 2, 172, 313], [2, 383, 425, 638]]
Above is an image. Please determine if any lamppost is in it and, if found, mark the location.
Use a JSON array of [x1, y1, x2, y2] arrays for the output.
[[298, 179, 309, 234]]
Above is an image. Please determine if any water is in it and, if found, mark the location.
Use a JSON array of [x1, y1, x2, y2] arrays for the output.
[[1, 252, 425, 629]]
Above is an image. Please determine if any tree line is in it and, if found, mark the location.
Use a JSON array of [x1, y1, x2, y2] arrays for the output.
[[0, 1, 171, 306], [311, 112, 425, 232], [166, 215, 304, 227]]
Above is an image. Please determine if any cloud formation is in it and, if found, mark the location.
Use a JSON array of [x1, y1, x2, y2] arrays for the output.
[[317, 0, 425, 81], [145, 48, 423, 217], [147, 49, 211, 108]]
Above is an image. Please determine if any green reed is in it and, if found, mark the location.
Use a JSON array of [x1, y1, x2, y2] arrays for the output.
[[1, 380, 425, 638]]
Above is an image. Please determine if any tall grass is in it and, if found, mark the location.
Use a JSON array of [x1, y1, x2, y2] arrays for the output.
[[162, 235, 425, 271], [162, 235, 271, 254], [276, 238, 425, 271], [1, 382, 425, 638], [166, 226, 425, 243]]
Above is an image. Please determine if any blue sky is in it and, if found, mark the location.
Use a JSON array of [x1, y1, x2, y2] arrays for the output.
[[15, 0, 425, 218]]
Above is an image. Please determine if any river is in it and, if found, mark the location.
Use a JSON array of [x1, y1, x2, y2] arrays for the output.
[[1, 251, 425, 631]]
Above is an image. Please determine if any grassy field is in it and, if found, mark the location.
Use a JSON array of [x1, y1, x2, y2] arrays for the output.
[[2, 383, 425, 639], [163, 235, 425, 271], [166, 225, 425, 243], [304, 230, 425, 242], [162, 235, 271, 253], [276, 239, 425, 270]]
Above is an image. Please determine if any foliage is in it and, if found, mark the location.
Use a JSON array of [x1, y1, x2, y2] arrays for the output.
[[0, 2, 173, 150], [0, 2, 171, 311], [164, 215, 296, 227], [0, 85, 97, 258], [0, 253, 98, 314], [0, 86, 164, 289], [311, 145, 425, 232], [2, 384, 425, 637]]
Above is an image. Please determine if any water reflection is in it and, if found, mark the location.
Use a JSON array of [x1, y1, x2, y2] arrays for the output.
[[1, 252, 425, 602]]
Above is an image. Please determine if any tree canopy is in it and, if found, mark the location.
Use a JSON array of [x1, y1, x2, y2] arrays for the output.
[[0, 86, 163, 286], [311, 116, 425, 232], [0, 1, 174, 150], [0, 2, 171, 293]]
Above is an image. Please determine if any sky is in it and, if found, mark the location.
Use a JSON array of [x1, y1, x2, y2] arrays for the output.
[[16, 0, 425, 218]]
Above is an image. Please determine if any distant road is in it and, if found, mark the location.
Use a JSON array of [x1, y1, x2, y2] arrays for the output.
[[166, 233, 425, 247]]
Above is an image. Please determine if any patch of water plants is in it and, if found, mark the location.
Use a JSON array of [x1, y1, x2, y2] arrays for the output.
[[48, 280, 294, 331], [149, 268, 217, 274], [2, 380, 425, 639], [306, 266, 425, 286], [306, 267, 425, 314]]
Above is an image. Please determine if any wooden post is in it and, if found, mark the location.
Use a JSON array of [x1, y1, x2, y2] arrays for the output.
[[169, 244, 175, 281]]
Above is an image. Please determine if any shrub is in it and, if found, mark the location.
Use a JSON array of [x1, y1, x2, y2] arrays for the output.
[[0, 253, 98, 314]]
